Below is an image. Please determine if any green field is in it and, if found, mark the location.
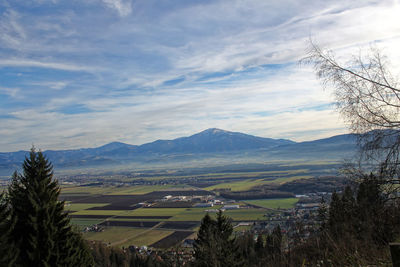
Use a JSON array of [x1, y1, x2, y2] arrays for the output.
[[224, 209, 267, 220], [72, 209, 127, 216], [83, 227, 146, 245], [119, 229, 174, 247], [126, 208, 186, 217], [61, 186, 111, 194], [205, 179, 269, 191], [170, 209, 216, 221], [65, 203, 109, 211], [107, 185, 176, 195], [83, 227, 176, 247], [244, 198, 299, 209], [205, 175, 312, 191]]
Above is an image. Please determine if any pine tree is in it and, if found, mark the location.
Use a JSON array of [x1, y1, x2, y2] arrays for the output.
[[255, 233, 264, 257], [271, 225, 282, 257], [341, 186, 356, 220], [193, 211, 243, 267], [0, 192, 18, 266], [7, 148, 93, 266], [327, 190, 343, 237], [215, 210, 237, 266], [317, 197, 328, 231], [235, 233, 256, 266], [193, 213, 218, 267]]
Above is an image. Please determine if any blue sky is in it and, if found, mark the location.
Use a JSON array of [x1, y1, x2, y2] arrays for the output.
[[1, 0, 399, 151]]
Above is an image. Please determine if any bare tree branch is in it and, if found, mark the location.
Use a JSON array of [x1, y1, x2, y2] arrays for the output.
[[302, 40, 400, 179]]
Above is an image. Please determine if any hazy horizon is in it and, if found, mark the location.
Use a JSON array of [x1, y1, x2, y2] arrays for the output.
[[1, 0, 399, 151]]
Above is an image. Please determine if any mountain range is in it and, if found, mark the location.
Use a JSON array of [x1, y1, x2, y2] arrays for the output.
[[0, 128, 358, 176]]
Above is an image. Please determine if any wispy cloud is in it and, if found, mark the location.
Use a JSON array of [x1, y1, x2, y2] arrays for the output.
[[0, 9, 26, 48], [0, 86, 19, 98], [0, 59, 99, 72], [101, 0, 133, 17], [0, 0, 399, 151]]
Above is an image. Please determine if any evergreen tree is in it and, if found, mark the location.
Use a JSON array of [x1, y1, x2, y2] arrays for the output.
[[193, 213, 218, 267], [0, 192, 18, 266], [255, 233, 264, 257], [356, 173, 387, 244], [341, 186, 356, 218], [193, 211, 242, 267], [7, 148, 93, 266], [215, 210, 239, 266], [236, 233, 256, 266], [271, 225, 282, 257], [327, 190, 343, 237], [317, 197, 328, 231]]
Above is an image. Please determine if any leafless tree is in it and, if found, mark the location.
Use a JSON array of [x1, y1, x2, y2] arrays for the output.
[[303, 41, 400, 184]]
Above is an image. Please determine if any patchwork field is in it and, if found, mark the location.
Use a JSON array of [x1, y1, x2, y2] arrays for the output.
[[63, 186, 272, 247], [61, 162, 339, 249]]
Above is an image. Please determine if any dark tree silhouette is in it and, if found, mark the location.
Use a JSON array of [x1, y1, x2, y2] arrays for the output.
[[5, 148, 93, 266]]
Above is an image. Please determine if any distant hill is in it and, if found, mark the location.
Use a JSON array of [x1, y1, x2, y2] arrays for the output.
[[0, 128, 358, 175], [136, 128, 295, 154]]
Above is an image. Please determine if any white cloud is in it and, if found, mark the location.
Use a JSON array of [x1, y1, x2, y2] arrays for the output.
[[0, 0, 400, 151], [102, 0, 132, 17], [0, 86, 19, 98], [0, 59, 98, 72], [0, 9, 26, 48], [29, 81, 68, 90]]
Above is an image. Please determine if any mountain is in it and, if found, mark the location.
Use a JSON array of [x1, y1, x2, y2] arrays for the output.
[[0, 128, 357, 175], [136, 128, 294, 154]]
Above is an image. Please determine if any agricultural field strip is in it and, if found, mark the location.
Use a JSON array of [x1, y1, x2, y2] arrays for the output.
[[108, 221, 165, 246], [83, 223, 175, 247], [243, 198, 299, 210], [83, 227, 149, 245], [65, 203, 110, 212], [107, 185, 177, 195], [119, 229, 175, 248], [61, 186, 118, 195], [150, 231, 195, 249], [205, 175, 313, 191]]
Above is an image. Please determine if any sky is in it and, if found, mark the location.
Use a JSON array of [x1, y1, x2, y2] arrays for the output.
[[1, 0, 400, 152]]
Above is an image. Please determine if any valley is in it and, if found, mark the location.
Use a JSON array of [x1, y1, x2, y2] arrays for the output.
[[60, 160, 345, 249]]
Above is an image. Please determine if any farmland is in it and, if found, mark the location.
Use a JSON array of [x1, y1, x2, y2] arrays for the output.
[[244, 198, 299, 209], [61, 161, 343, 249], [63, 184, 272, 247]]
